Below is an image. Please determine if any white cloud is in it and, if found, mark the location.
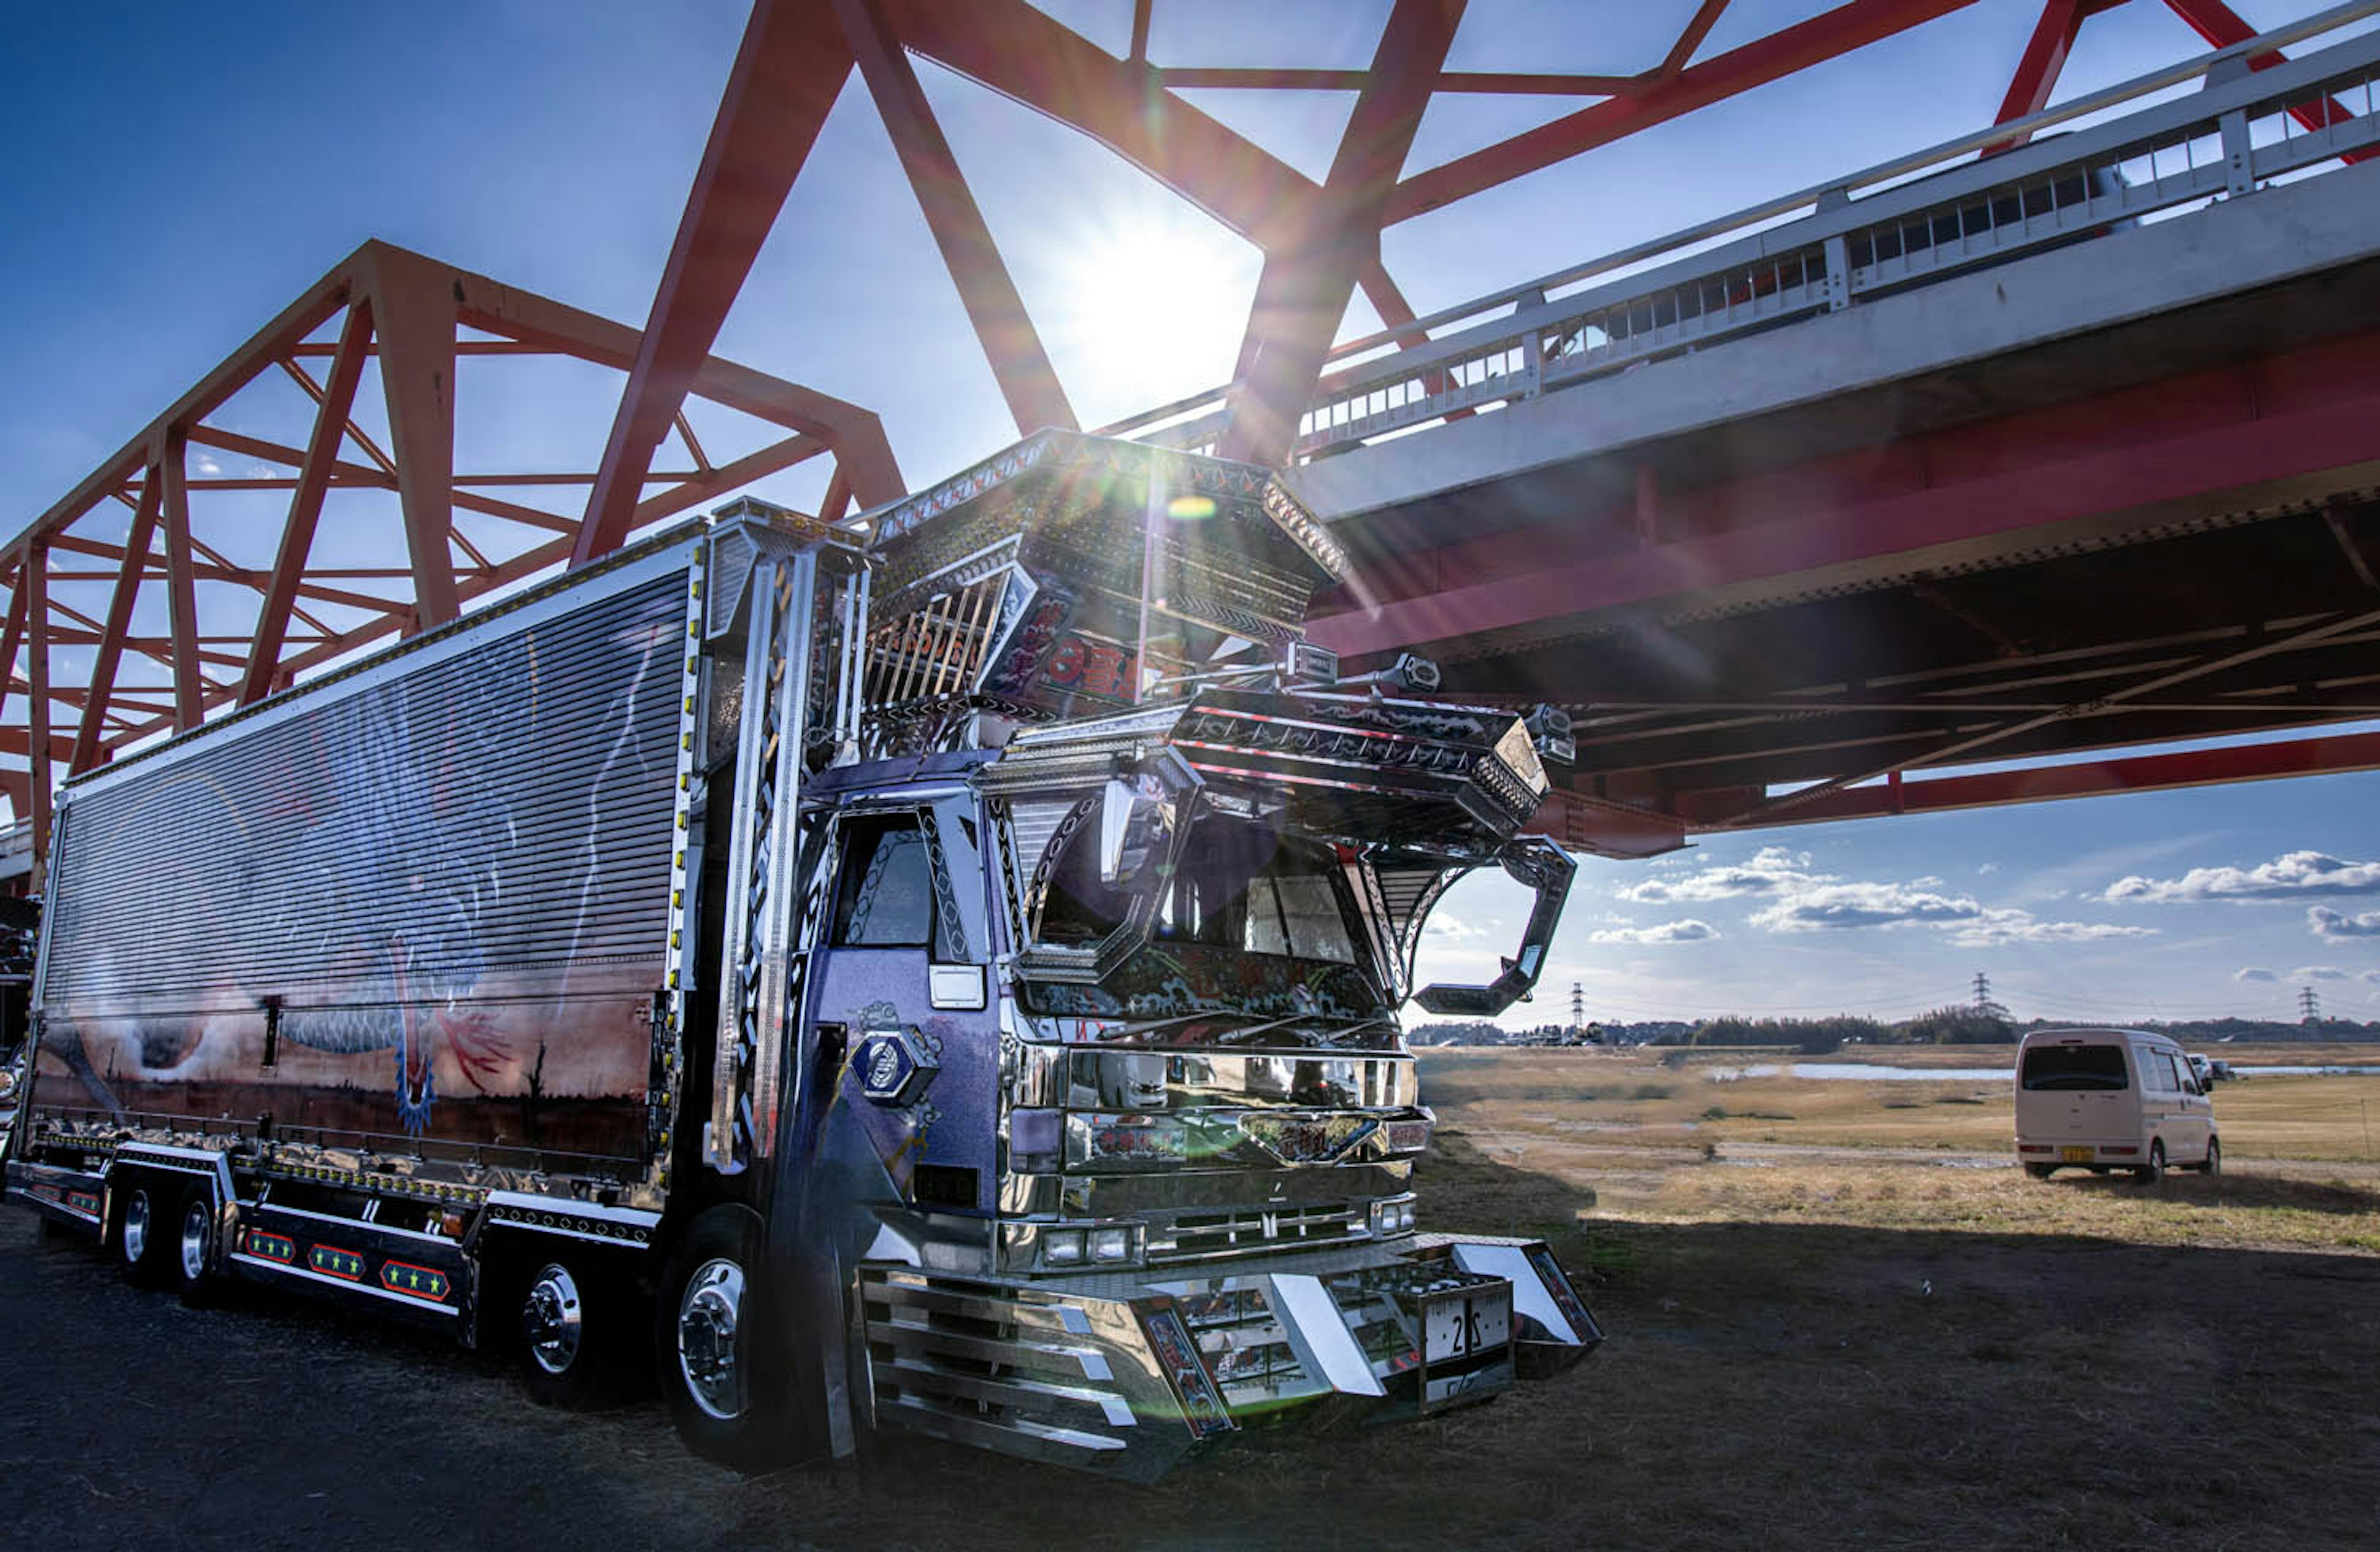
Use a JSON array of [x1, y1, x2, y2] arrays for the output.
[[1639, 847, 2152, 946], [1589, 919, 1718, 945], [2234, 967, 2280, 983], [2292, 966, 2350, 982], [1946, 912, 2157, 949], [193, 453, 224, 476], [1616, 845, 1806, 904], [1977, 862, 2000, 875], [1421, 913, 1485, 941], [2365, 971, 2380, 986], [2310, 906, 2380, 941], [2105, 850, 2380, 904], [1750, 880, 1984, 933]]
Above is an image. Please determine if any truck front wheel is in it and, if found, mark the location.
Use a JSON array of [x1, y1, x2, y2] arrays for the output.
[[656, 1204, 784, 1471]]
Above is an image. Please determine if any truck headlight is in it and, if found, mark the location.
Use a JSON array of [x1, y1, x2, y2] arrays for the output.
[[1091, 1226, 1134, 1263], [1043, 1228, 1086, 1266], [1368, 1196, 1418, 1237]]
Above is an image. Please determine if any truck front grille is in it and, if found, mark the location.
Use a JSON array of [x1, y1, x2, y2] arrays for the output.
[[1145, 1200, 1365, 1263]]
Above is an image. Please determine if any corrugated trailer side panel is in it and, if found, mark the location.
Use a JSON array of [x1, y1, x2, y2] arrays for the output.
[[33, 560, 697, 1168]]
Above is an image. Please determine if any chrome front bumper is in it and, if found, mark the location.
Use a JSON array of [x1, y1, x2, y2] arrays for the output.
[[857, 1232, 1599, 1482]]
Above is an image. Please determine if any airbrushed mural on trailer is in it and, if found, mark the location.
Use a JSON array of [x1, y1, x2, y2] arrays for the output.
[[33, 571, 692, 1164]]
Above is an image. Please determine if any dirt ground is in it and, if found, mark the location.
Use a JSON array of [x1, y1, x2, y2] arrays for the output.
[[6, 1052, 2380, 1551]]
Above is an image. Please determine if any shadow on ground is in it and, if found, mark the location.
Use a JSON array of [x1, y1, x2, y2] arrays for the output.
[[6, 1142, 2377, 1552], [2053, 1168, 2380, 1216]]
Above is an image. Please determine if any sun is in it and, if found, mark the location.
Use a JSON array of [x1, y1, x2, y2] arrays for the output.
[[1045, 205, 1255, 419]]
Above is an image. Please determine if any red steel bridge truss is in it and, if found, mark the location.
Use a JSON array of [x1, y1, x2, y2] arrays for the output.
[[6, 0, 2378, 879]]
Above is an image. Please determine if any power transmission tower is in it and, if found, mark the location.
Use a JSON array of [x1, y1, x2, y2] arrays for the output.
[[2300, 984, 2321, 1024], [1570, 981, 1585, 1034], [1972, 970, 2008, 1021]]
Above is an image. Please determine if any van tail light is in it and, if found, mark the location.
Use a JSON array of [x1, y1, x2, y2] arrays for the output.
[[2104, 1145, 2139, 1155]]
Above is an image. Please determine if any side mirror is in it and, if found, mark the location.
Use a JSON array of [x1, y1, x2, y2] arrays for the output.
[[1097, 772, 1177, 888], [1413, 838, 1576, 1018]]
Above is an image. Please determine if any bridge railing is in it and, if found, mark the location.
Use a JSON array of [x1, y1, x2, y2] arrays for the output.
[[1111, 2, 2380, 462]]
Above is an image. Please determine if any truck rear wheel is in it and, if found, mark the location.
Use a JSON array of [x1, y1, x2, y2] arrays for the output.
[[115, 1177, 174, 1287], [656, 1204, 784, 1471], [516, 1254, 630, 1409], [169, 1185, 219, 1306]]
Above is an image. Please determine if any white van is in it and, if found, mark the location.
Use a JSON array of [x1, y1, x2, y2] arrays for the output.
[[2013, 1028, 2219, 1183]]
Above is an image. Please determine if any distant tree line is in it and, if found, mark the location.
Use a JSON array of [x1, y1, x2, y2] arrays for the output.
[[1409, 1011, 2380, 1051]]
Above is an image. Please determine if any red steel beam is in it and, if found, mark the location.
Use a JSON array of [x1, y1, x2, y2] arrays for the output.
[[834, 0, 1076, 436], [623, 432, 821, 530], [1661, 0, 1733, 77], [70, 465, 166, 771], [1985, 0, 2094, 154], [1529, 787, 1688, 858], [1385, 0, 1983, 225], [244, 299, 373, 706], [2162, 0, 2371, 159], [577, 0, 857, 568], [1219, 0, 1466, 467], [24, 546, 49, 875], [1311, 327, 2380, 660], [1675, 728, 2380, 829], [369, 248, 461, 632], [156, 431, 205, 731], [884, 0, 1320, 248]]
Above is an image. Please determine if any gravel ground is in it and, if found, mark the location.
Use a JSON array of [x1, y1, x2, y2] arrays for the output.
[[6, 1173, 2379, 1552]]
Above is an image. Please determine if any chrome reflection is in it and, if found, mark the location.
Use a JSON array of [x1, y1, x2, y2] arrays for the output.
[[677, 1257, 747, 1420], [523, 1263, 585, 1377]]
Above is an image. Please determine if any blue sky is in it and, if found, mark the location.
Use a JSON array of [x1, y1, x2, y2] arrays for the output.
[[3, 2, 2376, 1021]]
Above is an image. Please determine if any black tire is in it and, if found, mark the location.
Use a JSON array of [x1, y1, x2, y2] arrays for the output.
[[169, 1184, 219, 1306], [2195, 1136, 2221, 1177], [513, 1249, 632, 1409], [2135, 1140, 2166, 1184], [656, 1204, 786, 1471], [2024, 1163, 2056, 1180], [114, 1176, 175, 1287]]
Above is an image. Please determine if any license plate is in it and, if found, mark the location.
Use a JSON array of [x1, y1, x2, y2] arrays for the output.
[[2061, 1145, 2093, 1163], [1423, 1290, 1512, 1364]]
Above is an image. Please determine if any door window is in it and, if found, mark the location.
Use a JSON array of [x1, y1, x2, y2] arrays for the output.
[[832, 813, 965, 959]]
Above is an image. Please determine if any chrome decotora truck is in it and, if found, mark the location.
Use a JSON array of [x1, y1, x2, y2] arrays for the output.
[[3, 432, 1595, 1480]]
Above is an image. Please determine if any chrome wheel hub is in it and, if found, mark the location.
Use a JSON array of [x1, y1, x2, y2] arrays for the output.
[[179, 1198, 210, 1282], [676, 1258, 746, 1421], [522, 1264, 584, 1377], [121, 1189, 151, 1266]]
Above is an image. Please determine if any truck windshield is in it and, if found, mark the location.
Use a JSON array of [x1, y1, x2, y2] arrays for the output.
[[2020, 1044, 2130, 1091], [1042, 812, 1357, 961], [1029, 808, 1385, 1022]]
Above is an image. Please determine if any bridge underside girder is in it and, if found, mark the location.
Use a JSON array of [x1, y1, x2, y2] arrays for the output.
[[1308, 250, 2380, 851]]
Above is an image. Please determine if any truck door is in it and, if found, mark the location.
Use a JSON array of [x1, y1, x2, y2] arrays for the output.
[[802, 798, 997, 1217]]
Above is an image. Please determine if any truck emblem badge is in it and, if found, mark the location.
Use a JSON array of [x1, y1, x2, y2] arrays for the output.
[[853, 1028, 938, 1108]]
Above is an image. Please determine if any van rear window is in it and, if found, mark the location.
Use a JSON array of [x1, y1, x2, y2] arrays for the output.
[[2020, 1044, 2130, 1091]]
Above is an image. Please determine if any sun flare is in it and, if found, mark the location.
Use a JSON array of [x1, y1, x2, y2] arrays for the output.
[[1048, 210, 1253, 415]]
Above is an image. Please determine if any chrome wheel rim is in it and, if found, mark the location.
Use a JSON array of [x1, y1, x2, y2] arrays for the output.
[[676, 1257, 746, 1421], [522, 1264, 584, 1377], [122, 1189, 151, 1266], [179, 1198, 209, 1282]]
